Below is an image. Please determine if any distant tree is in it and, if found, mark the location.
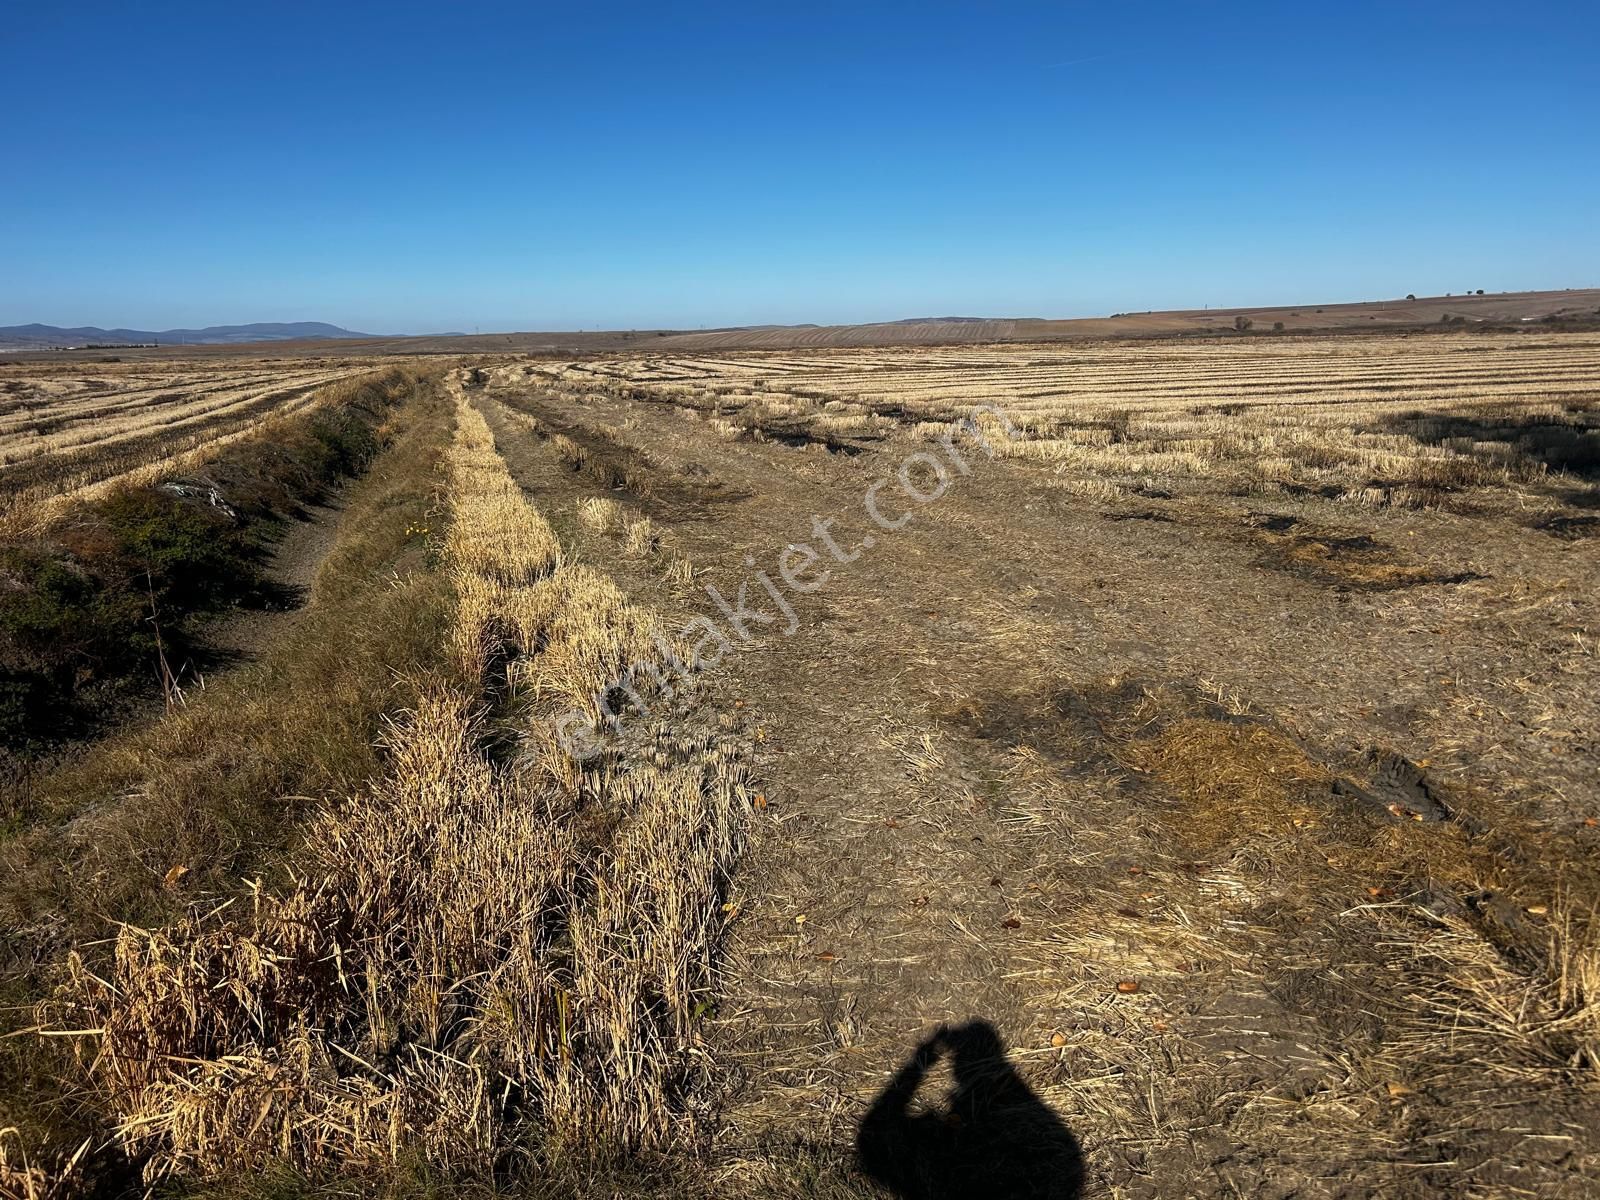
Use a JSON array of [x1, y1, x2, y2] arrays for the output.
[[1476, 289, 1485, 295], [1234, 315, 1253, 331], [1272, 321, 1285, 331], [1406, 293, 1417, 301]]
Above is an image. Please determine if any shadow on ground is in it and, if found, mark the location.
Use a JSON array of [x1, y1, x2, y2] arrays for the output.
[[856, 1020, 1083, 1200], [1374, 409, 1600, 478]]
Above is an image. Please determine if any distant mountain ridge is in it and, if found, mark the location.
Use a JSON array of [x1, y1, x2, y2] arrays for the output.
[[0, 321, 374, 348]]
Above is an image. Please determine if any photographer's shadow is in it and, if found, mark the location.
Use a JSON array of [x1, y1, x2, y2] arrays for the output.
[[856, 1019, 1084, 1200]]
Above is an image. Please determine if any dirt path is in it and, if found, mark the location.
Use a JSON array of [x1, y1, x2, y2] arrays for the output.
[[203, 501, 343, 659], [477, 374, 1600, 1198]]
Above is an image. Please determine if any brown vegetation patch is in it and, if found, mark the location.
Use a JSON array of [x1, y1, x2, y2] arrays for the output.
[[1099, 509, 1173, 523], [1120, 716, 1335, 852], [1535, 513, 1600, 540], [954, 671, 1595, 976], [1241, 511, 1474, 589], [926, 668, 1600, 1194], [751, 422, 874, 456], [0, 362, 376, 530]]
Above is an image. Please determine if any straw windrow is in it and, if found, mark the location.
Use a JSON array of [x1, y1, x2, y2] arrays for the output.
[[58, 372, 748, 1183]]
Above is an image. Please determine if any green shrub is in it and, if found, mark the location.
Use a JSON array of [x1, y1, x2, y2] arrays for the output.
[[0, 369, 421, 751]]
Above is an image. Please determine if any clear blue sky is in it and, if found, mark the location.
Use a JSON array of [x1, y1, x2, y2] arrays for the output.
[[3, 1, 1596, 333]]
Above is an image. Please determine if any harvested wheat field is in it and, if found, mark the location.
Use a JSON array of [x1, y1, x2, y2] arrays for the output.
[[0, 357, 392, 533], [3, 331, 1600, 1199]]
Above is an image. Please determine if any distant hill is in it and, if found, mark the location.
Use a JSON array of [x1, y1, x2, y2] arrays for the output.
[[10, 289, 1598, 361], [0, 321, 375, 348], [325, 289, 1598, 357]]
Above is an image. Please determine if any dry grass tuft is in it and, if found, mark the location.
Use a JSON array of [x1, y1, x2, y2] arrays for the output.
[[578, 495, 624, 535], [0, 1127, 89, 1200], [622, 515, 662, 557], [1549, 898, 1600, 1072]]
